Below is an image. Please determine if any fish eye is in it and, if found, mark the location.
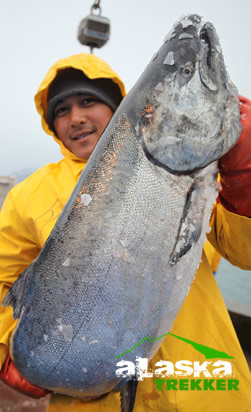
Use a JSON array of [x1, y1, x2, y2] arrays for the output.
[[180, 62, 195, 78]]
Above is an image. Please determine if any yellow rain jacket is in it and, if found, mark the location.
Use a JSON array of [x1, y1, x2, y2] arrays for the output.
[[0, 53, 250, 412]]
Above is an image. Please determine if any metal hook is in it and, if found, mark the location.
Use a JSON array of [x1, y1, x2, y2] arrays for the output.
[[91, 0, 101, 15]]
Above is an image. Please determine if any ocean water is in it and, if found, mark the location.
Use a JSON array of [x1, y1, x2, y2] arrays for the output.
[[216, 258, 251, 317]]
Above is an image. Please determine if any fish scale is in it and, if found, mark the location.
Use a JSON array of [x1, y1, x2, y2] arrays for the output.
[[3, 13, 242, 406]]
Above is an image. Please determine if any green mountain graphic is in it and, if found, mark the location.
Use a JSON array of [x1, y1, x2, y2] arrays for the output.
[[114, 332, 234, 359]]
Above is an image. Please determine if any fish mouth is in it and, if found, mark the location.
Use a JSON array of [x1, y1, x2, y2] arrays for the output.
[[198, 23, 221, 93], [200, 25, 213, 70]]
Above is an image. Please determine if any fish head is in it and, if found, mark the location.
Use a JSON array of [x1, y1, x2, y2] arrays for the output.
[[140, 14, 242, 173]]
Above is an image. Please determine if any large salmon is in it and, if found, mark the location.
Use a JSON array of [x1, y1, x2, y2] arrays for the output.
[[3, 14, 241, 402]]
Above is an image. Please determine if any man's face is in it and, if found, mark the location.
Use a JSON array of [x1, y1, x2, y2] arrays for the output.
[[53, 94, 113, 160]]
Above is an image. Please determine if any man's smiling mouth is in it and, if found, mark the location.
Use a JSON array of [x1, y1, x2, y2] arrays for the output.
[[72, 131, 94, 140]]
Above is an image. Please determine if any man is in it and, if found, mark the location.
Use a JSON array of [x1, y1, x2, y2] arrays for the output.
[[0, 53, 250, 411]]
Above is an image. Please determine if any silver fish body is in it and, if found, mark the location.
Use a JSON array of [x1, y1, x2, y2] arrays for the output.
[[3, 14, 241, 398]]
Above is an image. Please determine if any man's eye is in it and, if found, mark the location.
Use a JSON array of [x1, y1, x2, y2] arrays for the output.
[[80, 97, 98, 106], [54, 106, 69, 117]]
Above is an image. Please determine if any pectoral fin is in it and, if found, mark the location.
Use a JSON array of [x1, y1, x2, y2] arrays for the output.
[[169, 182, 203, 265], [2, 265, 32, 319], [120, 377, 138, 412]]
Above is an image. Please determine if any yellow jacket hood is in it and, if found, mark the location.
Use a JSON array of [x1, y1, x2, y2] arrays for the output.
[[34, 53, 126, 162]]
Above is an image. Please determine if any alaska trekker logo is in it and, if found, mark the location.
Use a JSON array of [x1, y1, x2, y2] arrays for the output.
[[115, 333, 239, 391]]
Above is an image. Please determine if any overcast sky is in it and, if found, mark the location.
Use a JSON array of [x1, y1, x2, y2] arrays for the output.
[[1, 0, 251, 175]]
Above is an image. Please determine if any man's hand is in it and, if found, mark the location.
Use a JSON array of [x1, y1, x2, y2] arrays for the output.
[[0, 353, 51, 398], [218, 95, 251, 217]]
